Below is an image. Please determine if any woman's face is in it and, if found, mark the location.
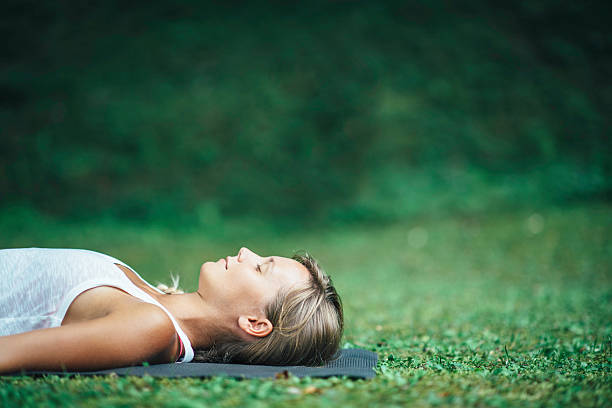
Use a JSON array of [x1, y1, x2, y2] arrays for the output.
[[198, 247, 310, 318]]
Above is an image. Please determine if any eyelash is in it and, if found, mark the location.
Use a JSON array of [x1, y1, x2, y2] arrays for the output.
[[256, 264, 262, 273]]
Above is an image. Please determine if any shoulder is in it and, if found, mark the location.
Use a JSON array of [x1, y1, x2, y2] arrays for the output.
[[109, 302, 181, 363], [105, 302, 177, 354], [116, 302, 176, 338]]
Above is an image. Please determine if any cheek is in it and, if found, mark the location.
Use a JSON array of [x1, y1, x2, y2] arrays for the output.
[[234, 282, 271, 310]]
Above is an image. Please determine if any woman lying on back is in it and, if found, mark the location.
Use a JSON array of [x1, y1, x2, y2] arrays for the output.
[[0, 247, 343, 373]]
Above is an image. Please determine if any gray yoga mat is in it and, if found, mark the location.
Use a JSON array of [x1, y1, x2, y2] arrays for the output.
[[18, 348, 377, 379]]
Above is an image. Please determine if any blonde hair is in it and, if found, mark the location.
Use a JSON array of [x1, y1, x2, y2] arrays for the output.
[[156, 273, 184, 295], [194, 252, 344, 366]]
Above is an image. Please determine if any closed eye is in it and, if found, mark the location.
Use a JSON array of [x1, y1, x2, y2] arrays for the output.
[[257, 258, 273, 274]]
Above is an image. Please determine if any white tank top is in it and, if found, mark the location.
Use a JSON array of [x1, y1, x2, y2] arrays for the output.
[[0, 247, 194, 363]]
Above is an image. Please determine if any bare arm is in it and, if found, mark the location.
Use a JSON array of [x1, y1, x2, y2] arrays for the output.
[[0, 304, 178, 373]]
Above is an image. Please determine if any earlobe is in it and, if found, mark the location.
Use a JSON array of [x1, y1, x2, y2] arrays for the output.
[[238, 315, 273, 338]]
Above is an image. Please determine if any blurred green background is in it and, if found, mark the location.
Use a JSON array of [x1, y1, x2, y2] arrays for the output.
[[2, 0, 610, 230]]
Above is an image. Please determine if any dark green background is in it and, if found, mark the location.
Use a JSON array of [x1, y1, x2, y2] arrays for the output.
[[2, 0, 610, 228]]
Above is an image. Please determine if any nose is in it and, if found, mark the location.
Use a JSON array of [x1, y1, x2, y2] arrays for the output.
[[237, 247, 259, 262]]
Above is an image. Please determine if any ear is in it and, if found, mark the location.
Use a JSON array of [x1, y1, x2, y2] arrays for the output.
[[238, 315, 273, 338]]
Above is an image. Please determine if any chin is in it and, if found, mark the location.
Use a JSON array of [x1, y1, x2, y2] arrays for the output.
[[198, 263, 211, 289], [200, 259, 224, 277], [200, 261, 214, 275]]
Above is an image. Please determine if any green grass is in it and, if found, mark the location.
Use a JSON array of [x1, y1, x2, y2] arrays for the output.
[[1, 202, 610, 407]]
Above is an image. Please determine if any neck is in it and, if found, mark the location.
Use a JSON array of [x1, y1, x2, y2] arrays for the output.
[[155, 291, 230, 349]]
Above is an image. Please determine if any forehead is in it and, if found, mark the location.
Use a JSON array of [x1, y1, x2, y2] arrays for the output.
[[270, 256, 311, 285]]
